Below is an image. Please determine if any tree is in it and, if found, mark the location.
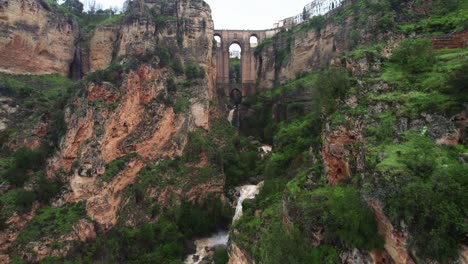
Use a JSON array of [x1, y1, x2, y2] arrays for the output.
[[123, 0, 131, 13], [62, 0, 84, 15], [390, 38, 435, 74], [302, 7, 309, 21]]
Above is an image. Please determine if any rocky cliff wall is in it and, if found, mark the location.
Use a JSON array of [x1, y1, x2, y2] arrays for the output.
[[86, 0, 213, 74], [254, 0, 400, 89], [0, 0, 77, 75], [0, 0, 218, 261]]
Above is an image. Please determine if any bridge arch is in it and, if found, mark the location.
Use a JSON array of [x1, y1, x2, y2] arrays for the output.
[[213, 34, 222, 48], [213, 30, 272, 96], [249, 34, 259, 48]]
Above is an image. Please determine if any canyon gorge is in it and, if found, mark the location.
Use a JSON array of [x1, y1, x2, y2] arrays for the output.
[[0, 0, 467, 263]]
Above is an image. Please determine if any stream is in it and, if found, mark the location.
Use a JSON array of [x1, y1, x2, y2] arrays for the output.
[[184, 182, 263, 264]]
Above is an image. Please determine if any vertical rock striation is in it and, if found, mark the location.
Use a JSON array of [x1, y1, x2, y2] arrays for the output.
[[0, 0, 78, 75]]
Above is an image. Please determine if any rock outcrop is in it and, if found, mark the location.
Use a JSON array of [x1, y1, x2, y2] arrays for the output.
[[322, 123, 364, 185], [0, 0, 77, 75], [86, 0, 213, 73], [228, 242, 256, 264]]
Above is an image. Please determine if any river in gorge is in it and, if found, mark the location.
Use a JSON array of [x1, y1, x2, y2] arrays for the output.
[[184, 182, 263, 264]]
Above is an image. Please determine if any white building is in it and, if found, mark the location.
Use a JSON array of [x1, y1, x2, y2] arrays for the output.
[[230, 50, 241, 59], [274, 0, 345, 28]]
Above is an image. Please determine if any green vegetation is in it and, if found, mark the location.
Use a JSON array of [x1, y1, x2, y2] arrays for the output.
[[102, 153, 137, 182], [349, 23, 467, 263], [229, 58, 241, 84], [315, 68, 352, 114], [16, 203, 86, 245], [261, 221, 340, 264], [390, 38, 435, 74], [185, 63, 206, 80], [372, 133, 467, 262], [374, 45, 468, 117], [0, 73, 74, 115], [64, 197, 231, 263], [0, 74, 71, 228], [290, 186, 384, 251], [214, 248, 229, 264]]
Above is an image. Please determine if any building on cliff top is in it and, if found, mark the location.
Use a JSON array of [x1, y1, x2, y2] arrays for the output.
[[274, 0, 345, 29]]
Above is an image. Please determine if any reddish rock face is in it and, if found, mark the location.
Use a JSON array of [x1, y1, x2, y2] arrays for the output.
[[369, 200, 415, 264], [321, 123, 363, 185], [0, 0, 77, 75], [0, 203, 40, 252]]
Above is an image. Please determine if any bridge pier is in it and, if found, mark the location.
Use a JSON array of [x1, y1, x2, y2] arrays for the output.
[[213, 30, 274, 97]]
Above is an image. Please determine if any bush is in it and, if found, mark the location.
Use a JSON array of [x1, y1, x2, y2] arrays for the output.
[[170, 59, 184, 76], [290, 186, 384, 251], [443, 61, 468, 101], [16, 203, 86, 244], [154, 46, 171, 67], [316, 68, 351, 114], [214, 248, 229, 264], [173, 97, 190, 114], [35, 175, 62, 203], [14, 189, 36, 211], [185, 63, 205, 79], [378, 134, 468, 262], [3, 146, 50, 187], [260, 221, 340, 264], [86, 63, 125, 86], [102, 153, 136, 182], [390, 38, 435, 74]]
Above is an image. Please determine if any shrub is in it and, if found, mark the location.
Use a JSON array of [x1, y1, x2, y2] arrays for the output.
[[316, 68, 351, 114], [443, 61, 468, 101], [170, 59, 184, 76], [154, 46, 171, 67], [14, 189, 36, 211], [260, 221, 340, 264], [173, 97, 190, 114], [35, 175, 62, 203], [214, 248, 229, 264], [390, 38, 435, 74], [185, 63, 205, 79], [3, 146, 50, 187], [102, 153, 136, 182], [86, 63, 125, 86], [16, 203, 86, 244], [290, 186, 384, 251], [378, 134, 468, 262]]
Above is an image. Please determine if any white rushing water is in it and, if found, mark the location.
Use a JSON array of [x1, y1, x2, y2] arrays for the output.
[[227, 109, 235, 124], [233, 183, 263, 222], [184, 231, 229, 264], [184, 182, 263, 264], [258, 145, 272, 158]]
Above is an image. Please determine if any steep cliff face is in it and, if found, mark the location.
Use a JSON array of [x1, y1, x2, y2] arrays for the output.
[[234, 0, 467, 263], [228, 242, 256, 264], [254, 0, 401, 89], [0, 0, 78, 75], [0, 0, 218, 262], [37, 0, 214, 258], [86, 0, 213, 73]]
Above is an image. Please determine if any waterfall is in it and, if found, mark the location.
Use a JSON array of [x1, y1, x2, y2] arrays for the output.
[[228, 109, 235, 124], [184, 182, 263, 264], [233, 183, 263, 222], [184, 231, 229, 264]]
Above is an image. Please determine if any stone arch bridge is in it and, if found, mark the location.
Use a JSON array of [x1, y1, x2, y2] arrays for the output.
[[213, 29, 276, 96]]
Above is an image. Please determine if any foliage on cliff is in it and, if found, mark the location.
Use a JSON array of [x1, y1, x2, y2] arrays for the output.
[[232, 1, 467, 260], [0, 74, 74, 229]]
